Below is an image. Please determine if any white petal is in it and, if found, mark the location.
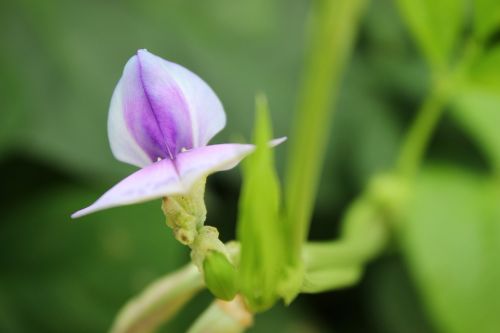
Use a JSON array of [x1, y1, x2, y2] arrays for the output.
[[176, 144, 255, 192], [71, 159, 182, 218], [72, 138, 286, 218], [157, 54, 226, 147]]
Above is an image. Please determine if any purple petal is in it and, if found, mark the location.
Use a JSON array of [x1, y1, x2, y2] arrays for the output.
[[108, 77, 154, 167], [108, 50, 226, 167]]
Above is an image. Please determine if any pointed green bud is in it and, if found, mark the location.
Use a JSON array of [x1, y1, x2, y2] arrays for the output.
[[237, 95, 287, 312], [203, 251, 238, 301]]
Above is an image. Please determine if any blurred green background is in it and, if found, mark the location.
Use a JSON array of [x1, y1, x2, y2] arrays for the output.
[[1, 0, 499, 332]]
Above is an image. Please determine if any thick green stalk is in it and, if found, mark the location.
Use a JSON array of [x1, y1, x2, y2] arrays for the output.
[[284, 0, 368, 265]]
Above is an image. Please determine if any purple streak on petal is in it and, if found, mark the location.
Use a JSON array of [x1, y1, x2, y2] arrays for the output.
[[135, 50, 193, 157], [119, 56, 170, 161], [108, 50, 226, 166], [108, 77, 153, 168], [71, 159, 183, 218]]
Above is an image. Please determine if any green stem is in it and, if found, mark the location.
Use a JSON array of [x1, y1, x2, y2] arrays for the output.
[[300, 194, 390, 293], [397, 38, 481, 179], [284, 0, 369, 267], [396, 88, 447, 179], [187, 296, 253, 333]]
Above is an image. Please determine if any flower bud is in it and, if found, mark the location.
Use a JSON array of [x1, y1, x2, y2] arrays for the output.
[[188, 226, 239, 300], [162, 178, 207, 245], [203, 250, 238, 301]]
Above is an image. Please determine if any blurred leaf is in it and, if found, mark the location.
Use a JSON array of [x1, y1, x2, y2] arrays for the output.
[[110, 264, 203, 333], [401, 165, 500, 333], [395, 0, 464, 69], [364, 257, 435, 333], [0, 185, 186, 333], [0, 66, 24, 157], [237, 96, 285, 312], [474, 0, 500, 40], [452, 46, 500, 171], [249, 302, 325, 333]]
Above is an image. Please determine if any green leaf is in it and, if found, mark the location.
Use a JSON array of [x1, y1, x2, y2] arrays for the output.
[[401, 165, 500, 333], [0, 186, 186, 333], [237, 95, 285, 312], [451, 46, 500, 171], [395, 0, 464, 69], [0, 52, 26, 157], [474, 0, 500, 40]]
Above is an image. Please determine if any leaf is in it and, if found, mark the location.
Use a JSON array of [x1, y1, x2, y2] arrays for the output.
[[401, 165, 500, 333], [0, 185, 186, 333], [236, 95, 285, 312], [0, 47, 27, 157], [474, 0, 500, 40], [395, 0, 464, 69], [451, 46, 500, 171]]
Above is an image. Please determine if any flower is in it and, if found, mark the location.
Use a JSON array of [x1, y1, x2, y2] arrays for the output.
[[72, 49, 284, 218]]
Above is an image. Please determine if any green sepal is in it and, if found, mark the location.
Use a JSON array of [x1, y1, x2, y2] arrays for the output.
[[203, 251, 239, 301], [237, 95, 286, 312], [162, 178, 207, 245]]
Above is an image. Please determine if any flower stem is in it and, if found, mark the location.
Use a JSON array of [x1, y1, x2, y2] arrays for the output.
[[396, 88, 447, 179], [284, 0, 369, 267], [397, 38, 481, 179]]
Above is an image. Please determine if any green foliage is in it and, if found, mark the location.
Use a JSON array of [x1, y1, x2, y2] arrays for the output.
[[395, 0, 464, 69], [402, 165, 500, 333], [2, 0, 500, 331], [0, 186, 186, 333], [236, 96, 285, 312], [452, 46, 500, 171], [474, 0, 500, 40]]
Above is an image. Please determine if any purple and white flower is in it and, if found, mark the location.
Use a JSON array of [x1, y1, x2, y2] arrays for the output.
[[72, 49, 284, 218]]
